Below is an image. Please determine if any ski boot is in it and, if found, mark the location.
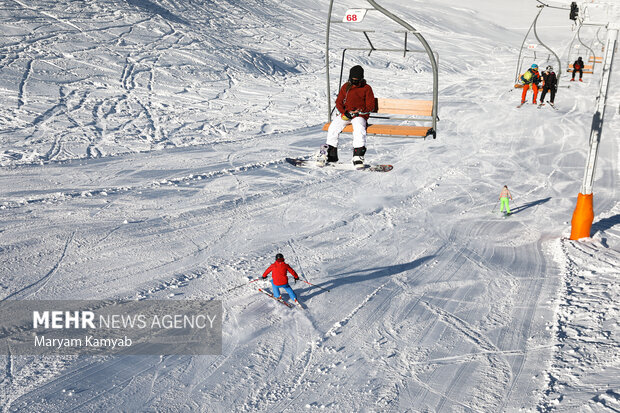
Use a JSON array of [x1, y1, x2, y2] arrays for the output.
[[352, 146, 366, 169], [316, 144, 329, 166], [327, 145, 338, 163], [317, 145, 338, 166]]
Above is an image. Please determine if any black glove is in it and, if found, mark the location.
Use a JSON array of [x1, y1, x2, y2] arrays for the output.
[[294, 278, 298, 284]]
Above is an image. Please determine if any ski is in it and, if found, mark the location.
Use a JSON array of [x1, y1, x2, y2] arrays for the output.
[[286, 157, 393, 172], [516, 102, 526, 108], [538, 102, 558, 110], [258, 288, 294, 308]]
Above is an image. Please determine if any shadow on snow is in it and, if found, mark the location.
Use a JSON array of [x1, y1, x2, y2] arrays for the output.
[[126, 0, 189, 25], [300, 255, 436, 301], [592, 213, 620, 237], [510, 197, 551, 215]]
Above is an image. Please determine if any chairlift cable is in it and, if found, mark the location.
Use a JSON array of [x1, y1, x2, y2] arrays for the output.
[[535, 0, 570, 11]]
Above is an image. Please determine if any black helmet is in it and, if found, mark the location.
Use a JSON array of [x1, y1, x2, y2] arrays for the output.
[[275, 253, 284, 261], [349, 65, 364, 80]]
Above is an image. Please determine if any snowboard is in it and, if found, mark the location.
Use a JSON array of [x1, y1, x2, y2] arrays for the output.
[[285, 157, 393, 172]]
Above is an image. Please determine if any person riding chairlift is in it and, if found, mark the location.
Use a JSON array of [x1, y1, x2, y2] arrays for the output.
[[539, 65, 557, 106], [319, 65, 375, 169], [571, 56, 584, 82], [520, 64, 541, 105]]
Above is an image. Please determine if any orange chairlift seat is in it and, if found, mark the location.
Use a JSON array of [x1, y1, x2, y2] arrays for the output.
[[567, 63, 594, 74], [322, 98, 434, 138]]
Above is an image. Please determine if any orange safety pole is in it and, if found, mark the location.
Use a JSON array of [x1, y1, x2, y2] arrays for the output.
[[570, 193, 594, 240]]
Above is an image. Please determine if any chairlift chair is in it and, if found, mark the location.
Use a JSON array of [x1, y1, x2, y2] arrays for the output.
[[324, 0, 439, 139]]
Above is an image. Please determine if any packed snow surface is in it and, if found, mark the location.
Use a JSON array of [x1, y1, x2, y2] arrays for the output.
[[0, 0, 618, 411]]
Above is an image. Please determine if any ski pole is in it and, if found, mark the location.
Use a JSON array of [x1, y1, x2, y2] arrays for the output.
[[300, 279, 330, 293], [491, 200, 499, 212]]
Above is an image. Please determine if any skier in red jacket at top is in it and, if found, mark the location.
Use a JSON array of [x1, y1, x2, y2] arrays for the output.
[[262, 253, 300, 302], [319, 65, 375, 169]]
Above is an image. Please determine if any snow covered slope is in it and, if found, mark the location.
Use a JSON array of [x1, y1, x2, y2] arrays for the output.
[[0, 0, 618, 411]]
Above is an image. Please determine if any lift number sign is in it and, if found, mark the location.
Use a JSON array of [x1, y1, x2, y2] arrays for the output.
[[343, 9, 367, 23]]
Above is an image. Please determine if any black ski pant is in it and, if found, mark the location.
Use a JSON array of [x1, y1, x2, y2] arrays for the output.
[[572, 68, 582, 80], [540, 86, 556, 104]]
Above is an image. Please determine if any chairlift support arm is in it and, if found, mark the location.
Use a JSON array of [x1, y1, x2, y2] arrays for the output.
[[515, 5, 562, 85], [532, 5, 563, 85], [515, 7, 541, 84], [576, 23, 598, 71]]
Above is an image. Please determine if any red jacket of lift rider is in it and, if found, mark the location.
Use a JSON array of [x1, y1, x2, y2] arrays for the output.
[[335, 80, 375, 120]]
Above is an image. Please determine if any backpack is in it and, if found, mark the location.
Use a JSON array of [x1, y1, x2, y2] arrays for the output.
[[520, 70, 533, 84]]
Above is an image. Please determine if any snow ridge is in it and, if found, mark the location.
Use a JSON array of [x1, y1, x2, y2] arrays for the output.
[[539, 233, 620, 412]]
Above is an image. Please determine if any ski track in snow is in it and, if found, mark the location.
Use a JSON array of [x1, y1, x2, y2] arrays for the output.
[[0, 231, 75, 307], [0, 0, 619, 411]]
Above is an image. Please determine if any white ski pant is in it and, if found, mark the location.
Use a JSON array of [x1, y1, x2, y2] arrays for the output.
[[326, 116, 367, 148]]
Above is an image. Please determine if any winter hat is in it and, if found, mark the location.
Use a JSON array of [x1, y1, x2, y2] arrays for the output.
[[275, 253, 284, 261], [349, 65, 364, 80]]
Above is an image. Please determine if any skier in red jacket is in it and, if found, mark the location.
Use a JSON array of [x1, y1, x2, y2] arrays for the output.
[[262, 253, 300, 302], [319, 65, 375, 168]]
